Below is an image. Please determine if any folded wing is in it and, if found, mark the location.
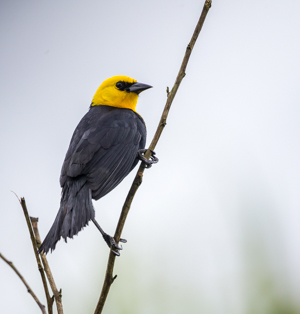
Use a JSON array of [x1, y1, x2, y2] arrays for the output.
[[60, 105, 146, 200]]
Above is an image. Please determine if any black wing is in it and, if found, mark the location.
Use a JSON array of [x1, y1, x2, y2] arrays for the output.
[[60, 105, 146, 200]]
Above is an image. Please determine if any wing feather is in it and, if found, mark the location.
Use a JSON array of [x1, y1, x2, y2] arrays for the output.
[[60, 105, 146, 200]]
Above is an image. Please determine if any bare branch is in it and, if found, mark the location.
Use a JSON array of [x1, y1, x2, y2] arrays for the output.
[[94, 1, 212, 313], [0, 252, 46, 314], [31, 217, 64, 314], [19, 197, 54, 314]]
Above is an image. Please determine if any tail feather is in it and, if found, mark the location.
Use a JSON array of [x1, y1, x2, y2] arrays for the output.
[[39, 177, 95, 254]]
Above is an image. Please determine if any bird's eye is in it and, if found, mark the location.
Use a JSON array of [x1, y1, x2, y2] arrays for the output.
[[116, 81, 124, 89]]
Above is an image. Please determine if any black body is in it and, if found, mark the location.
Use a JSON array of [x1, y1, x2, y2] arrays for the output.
[[39, 105, 146, 253]]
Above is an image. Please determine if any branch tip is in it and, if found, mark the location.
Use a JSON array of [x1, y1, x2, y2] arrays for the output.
[[205, 0, 212, 9], [10, 190, 21, 202]]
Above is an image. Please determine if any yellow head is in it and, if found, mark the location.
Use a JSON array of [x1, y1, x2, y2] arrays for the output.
[[91, 75, 152, 112]]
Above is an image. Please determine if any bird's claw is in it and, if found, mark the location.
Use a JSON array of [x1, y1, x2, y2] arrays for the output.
[[102, 233, 127, 256], [137, 149, 159, 168]]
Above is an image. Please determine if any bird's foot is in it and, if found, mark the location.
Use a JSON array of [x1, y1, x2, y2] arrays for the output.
[[102, 233, 127, 256], [137, 149, 159, 168]]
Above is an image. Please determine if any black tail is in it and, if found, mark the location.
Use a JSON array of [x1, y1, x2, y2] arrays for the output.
[[39, 176, 95, 254]]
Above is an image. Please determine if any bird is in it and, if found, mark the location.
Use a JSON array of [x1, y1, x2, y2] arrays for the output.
[[39, 75, 157, 256]]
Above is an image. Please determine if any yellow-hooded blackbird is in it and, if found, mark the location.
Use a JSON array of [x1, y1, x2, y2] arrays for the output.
[[39, 76, 157, 255]]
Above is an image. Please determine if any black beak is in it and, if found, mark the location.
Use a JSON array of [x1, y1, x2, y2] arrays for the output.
[[127, 82, 152, 94]]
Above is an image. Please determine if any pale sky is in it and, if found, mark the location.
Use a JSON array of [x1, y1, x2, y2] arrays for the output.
[[1, 1, 300, 313]]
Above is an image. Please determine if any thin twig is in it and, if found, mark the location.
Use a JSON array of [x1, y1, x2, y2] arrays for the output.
[[0, 253, 46, 314], [19, 197, 53, 314], [31, 217, 64, 314], [94, 1, 212, 313]]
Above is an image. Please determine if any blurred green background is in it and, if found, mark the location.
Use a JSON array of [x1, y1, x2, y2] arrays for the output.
[[1, 0, 300, 313]]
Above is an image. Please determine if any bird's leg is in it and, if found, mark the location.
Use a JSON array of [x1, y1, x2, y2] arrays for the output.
[[91, 217, 127, 256], [137, 149, 159, 168]]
